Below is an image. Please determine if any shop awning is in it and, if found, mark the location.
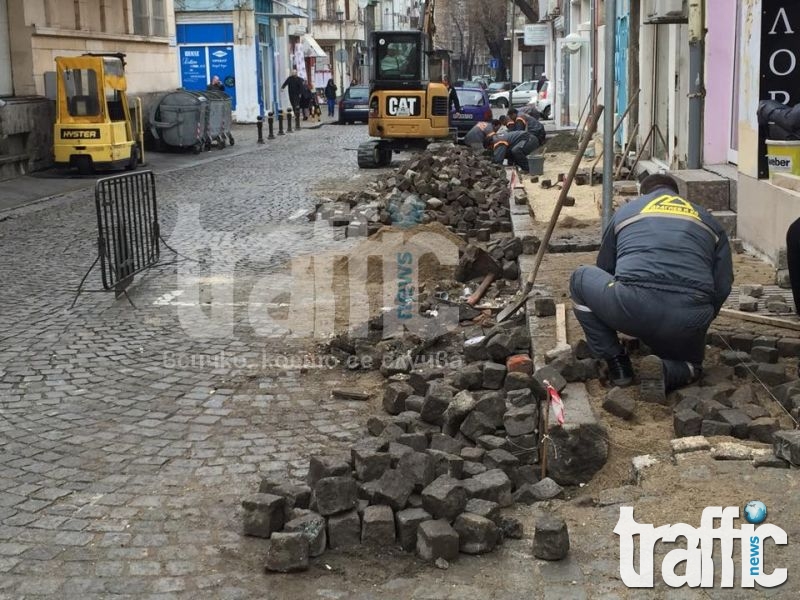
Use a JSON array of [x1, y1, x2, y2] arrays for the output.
[[302, 34, 327, 59]]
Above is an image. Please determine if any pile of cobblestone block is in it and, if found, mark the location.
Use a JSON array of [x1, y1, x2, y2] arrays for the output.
[[662, 330, 800, 444], [244, 317, 600, 572], [311, 145, 513, 238], [736, 284, 793, 314]]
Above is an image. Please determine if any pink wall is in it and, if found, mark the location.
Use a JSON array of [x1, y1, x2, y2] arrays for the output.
[[703, 0, 738, 165]]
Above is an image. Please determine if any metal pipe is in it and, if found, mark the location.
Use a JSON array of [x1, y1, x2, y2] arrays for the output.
[[602, 0, 616, 230], [589, 0, 596, 113], [267, 110, 275, 139], [688, 0, 705, 169], [286, 107, 293, 132], [508, 0, 516, 107], [256, 115, 264, 144]]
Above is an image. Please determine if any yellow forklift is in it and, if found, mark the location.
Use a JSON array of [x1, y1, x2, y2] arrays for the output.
[[358, 0, 454, 168], [54, 53, 144, 174]]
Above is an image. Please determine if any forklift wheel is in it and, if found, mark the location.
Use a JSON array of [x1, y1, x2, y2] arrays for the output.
[[218, 137, 226, 149], [228, 134, 234, 146], [125, 146, 139, 171], [192, 143, 202, 154]]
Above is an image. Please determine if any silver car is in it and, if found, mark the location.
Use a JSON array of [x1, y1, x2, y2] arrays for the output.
[[489, 81, 538, 108]]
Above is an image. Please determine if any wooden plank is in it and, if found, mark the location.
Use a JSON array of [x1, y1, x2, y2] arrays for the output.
[[555, 303, 568, 348], [718, 308, 800, 332]]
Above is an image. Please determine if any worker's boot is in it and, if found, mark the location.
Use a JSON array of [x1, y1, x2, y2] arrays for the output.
[[606, 351, 634, 387]]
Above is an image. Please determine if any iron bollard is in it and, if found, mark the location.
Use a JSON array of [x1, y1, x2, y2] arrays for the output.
[[286, 108, 294, 133], [256, 116, 264, 144], [277, 110, 285, 135], [295, 109, 301, 130], [267, 111, 275, 140]]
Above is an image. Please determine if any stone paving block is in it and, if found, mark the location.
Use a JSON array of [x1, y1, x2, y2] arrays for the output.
[[482, 362, 507, 389], [751, 346, 779, 364], [441, 391, 478, 437], [429, 433, 465, 455], [544, 383, 609, 486], [503, 404, 538, 436], [472, 391, 506, 427], [383, 382, 414, 415], [460, 411, 496, 442], [426, 449, 464, 479], [361, 505, 396, 546], [749, 417, 780, 444], [265, 532, 309, 573], [372, 469, 414, 511], [327, 509, 361, 549], [421, 475, 467, 520], [450, 364, 483, 391], [773, 430, 800, 465], [453, 513, 498, 554], [533, 515, 570, 561], [717, 409, 751, 439], [417, 519, 459, 562], [506, 388, 534, 407], [307, 455, 351, 487], [477, 434, 512, 452], [460, 446, 485, 463], [420, 382, 455, 425], [241, 493, 285, 538], [603, 387, 635, 420], [314, 476, 358, 516], [756, 363, 790, 387], [396, 432, 428, 452], [700, 419, 733, 437], [397, 452, 436, 492], [284, 512, 327, 557], [534, 365, 567, 392], [352, 447, 392, 482], [776, 338, 800, 357], [258, 480, 311, 511], [483, 449, 519, 474], [464, 498, 501, 525], [395, 507, 431, 551], [461, 469, 512, 507]]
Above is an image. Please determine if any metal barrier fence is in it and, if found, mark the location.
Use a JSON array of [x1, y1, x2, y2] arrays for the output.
[[94, 170, 160, 295]]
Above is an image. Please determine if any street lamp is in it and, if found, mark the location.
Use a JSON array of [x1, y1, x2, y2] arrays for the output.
[[336, 9, 345, 93]]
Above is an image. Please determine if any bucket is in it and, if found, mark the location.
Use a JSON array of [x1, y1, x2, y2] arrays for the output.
[[766, 139, 800, 177], [528, 155, 545, 176]]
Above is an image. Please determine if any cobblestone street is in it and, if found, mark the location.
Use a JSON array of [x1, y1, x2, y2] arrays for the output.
[[0, 124, 392, 598]]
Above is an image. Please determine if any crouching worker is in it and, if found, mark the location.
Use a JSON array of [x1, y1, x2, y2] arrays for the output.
[[463, 117, 506, 151], [569, 173, 733, 401], [490, 130, 538, 171]]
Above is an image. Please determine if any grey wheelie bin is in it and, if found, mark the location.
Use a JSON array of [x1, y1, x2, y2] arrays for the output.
[[203, 90, 235, 148], [149, 90, 210, 153]]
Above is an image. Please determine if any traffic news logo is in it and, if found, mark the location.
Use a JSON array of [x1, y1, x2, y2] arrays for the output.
[[614, 502, 788, 588]]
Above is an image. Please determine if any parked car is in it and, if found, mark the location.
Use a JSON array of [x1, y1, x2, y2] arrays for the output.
[[338, 85, 370, 124], [489, 81, 538, 108], [527, 80, 552, 120], [486, 81, 518, 94], [450, 87, 493, 139], [454, 80, 485, 90]]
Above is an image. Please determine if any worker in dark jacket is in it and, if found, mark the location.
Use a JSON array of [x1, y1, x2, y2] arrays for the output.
[[490, 130, 538, 171], [788, 217, 800, 315], [464, 119, 503, 150], [569, 174, 734, 401], [507, 108, 547, 146]]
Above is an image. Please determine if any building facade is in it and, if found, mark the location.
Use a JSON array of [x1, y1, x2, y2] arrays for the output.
[[0, 0, 179, 179]]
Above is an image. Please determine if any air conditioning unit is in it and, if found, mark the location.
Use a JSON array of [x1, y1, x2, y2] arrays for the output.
[[644, 0, 688, 24]]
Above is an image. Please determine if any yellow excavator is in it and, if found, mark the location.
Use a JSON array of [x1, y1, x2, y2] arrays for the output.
[[54, 53, 144, 174], [358, 0, 453, 168]]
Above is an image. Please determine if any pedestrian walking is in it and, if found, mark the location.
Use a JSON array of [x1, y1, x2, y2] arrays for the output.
[[569, 173, 733, 400], [299, 82, 315, 120], [281, 69, 305, 115], [489, 130, 538, 171], [536, 72, 548, 94], [325, 79, 338, 118]]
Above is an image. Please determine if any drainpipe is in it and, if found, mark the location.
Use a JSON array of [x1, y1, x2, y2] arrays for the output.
[[687, 0, 705, 169], [589, 0, 596, 112], [602, 0, 616, 229]]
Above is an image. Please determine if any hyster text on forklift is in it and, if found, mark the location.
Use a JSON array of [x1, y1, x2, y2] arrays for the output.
[[54, 53, 144, 174]]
